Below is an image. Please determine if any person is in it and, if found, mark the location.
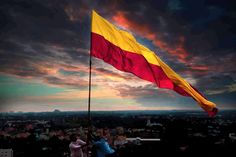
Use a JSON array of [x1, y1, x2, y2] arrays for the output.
[[114, 127, 127, 149], [103, 128, 113, 145], [113, 127, 127, 156], [69, 134, 86, 157], [91, 129, 116, 157], [92, 136, 116, 157]]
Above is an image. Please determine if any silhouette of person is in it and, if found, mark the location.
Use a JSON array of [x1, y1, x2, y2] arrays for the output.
[[91, 129, 116, 157], [69, 134, 86, 157], [114, 127, 127, 149]]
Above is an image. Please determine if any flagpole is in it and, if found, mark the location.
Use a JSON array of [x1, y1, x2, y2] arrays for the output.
[[88, 38, 92, 130], [87, 11, 93, 157], [87, 48, 92, 157]]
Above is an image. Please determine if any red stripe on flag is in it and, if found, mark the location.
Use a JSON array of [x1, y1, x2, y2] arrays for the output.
[[91, 32, 191, 97]]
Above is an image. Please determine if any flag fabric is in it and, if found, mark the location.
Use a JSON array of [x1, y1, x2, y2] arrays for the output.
[[91, 10, 217, 116]]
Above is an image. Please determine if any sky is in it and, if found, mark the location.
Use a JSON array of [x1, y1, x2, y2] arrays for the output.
[[0, 0, 236, 113]]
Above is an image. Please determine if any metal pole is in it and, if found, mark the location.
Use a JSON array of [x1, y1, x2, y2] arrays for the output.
[[88, 44, 92, 131], [86, 50, 92, 157], [87, 11, 93, 157]]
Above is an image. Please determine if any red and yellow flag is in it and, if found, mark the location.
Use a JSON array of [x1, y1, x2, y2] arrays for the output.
[[91, 10, 217, 116]]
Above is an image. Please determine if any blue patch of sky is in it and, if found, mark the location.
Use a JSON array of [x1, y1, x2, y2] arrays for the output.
[[0, 75, 66, 98], [59, 69, 86, 77], [135, 36, 156, 51]]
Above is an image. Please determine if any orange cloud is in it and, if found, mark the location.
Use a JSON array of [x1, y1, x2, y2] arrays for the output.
[[60, 64, 87, 73], [112, 11, 189, 65], [36, 64, 59, 75], [190, 65, 209, 71]]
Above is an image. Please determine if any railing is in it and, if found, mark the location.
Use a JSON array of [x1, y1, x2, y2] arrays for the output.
[[126, 137, 161, 142]]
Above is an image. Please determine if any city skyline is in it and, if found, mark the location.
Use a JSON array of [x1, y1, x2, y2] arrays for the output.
[[0, 0, 236, 112]]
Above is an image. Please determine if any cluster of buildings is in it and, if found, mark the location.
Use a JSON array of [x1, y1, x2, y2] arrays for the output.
[[0, 111, 236, 156]]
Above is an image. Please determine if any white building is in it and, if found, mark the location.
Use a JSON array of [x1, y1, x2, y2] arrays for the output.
[[0, 149, 13, 157]]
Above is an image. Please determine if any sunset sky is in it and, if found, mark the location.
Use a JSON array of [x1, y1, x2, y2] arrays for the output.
[[0, 0, 236, 113]]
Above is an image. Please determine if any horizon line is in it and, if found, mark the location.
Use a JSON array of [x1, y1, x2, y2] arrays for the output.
[[1, 108, 235, 114]]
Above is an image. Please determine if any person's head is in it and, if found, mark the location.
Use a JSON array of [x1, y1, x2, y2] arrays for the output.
[[103, 128, 110, 135], [94, 135, 102, 142], [77, 133, 81, 138], [70, 134, 77, 142], [116, 127, 124, 135], [96, 128, 103, 137]]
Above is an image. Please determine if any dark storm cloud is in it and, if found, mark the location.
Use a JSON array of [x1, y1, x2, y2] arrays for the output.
[[198, 74, 236, 94], [0, 0, 89, 46], [43, 76, 88, 89], [0, 40, 87, 76], [116, 84, 159, 98], [0, 0, 93, 89], [115, 83, 194, 109]]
